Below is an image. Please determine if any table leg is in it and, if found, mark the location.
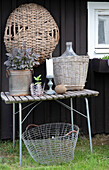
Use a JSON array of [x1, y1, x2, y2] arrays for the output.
[[13, 103, 15, 148], [70, 98, 74, 130], [85, 97, 93, 153], [19, 103, 22, 166]]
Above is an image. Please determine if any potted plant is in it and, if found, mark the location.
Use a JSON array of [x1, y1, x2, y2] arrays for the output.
[[30, 75, 44, 96], [4, 45, 40, 96], [92, 56, 109, 73]]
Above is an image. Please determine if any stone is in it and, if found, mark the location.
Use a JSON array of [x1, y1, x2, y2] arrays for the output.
[[55, 85, 66, 94]]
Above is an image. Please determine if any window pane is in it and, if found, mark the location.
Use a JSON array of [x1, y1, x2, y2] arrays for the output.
[[98, 15, 109, 44]]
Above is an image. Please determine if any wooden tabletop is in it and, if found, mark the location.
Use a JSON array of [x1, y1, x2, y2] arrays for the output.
[[1, 89, 99, 104]]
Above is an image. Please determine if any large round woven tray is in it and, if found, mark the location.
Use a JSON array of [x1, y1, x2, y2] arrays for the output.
[[4, 3, 59, 65]]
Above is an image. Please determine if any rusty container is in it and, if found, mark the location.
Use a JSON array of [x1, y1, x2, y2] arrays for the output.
[[9, 70, 32, 96]]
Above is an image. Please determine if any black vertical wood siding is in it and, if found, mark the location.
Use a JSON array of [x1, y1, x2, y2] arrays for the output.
[[0, 0, 109, 139]]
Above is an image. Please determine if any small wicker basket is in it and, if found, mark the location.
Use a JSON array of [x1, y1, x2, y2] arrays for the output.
[[53, 55, 89, 90]]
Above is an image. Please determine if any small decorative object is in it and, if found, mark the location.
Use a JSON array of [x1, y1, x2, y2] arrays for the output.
[[30, 75, 44, 97], [55, 85, 66, 94], [46, 54, 55, 95], [4, 3, 59, 66], [4, 44, 39, 96], [53, 42, 89, 90], [22, 123, 79, 165]]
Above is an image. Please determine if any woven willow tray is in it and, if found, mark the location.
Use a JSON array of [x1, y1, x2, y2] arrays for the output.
[[4, 3, 59, 65]]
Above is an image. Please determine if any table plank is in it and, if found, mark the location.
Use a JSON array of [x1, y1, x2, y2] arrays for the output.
[[84, 89, 99, 96], [0, 89, 99, 104], [66, 91, 77, 97], [32, 96, 41, 101], [39, 95, 48, 100], [1, 92, 9, 103], [5, 92, 15, 102], [56, 94, 65, 99], [43, 94, 53, 100], [26, 95, 35, 101], [69, 90, 86, 97], [14, 96, 22, 102], [19, 96, 29, 102], [50, 94, 59, 100]]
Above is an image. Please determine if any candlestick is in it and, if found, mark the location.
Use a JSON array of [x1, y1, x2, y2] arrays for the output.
[[45, 75, 55, 95]]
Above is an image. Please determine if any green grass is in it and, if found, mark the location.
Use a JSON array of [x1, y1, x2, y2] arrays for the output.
[[0, 134, 109, 170]]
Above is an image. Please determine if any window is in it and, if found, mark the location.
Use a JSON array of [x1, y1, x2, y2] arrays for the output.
[[88, 2, 109, 58]]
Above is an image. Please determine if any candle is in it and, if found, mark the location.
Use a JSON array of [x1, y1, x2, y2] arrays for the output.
[[46, 58, 54, 77]]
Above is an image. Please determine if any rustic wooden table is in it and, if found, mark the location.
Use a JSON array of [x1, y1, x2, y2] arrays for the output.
[[1, 89, 99, 166]]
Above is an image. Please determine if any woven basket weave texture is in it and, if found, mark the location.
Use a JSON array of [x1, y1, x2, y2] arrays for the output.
[[4, 3, 59, 65], [53, 55, 89, 90]]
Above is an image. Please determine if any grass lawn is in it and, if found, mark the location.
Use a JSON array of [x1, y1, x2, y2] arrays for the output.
[[0, 134, 109, 170]]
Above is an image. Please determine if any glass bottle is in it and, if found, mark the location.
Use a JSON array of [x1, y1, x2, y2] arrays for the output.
[[61, 42, 77, 57]]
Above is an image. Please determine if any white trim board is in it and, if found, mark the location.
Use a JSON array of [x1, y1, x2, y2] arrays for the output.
[[88, 2, 109, 58]]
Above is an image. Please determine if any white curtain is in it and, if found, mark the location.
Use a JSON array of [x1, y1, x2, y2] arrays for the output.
[[98, 15, 109, 44]]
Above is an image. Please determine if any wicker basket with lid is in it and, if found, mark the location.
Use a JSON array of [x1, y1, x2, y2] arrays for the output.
[[4, 3, 59, 65]]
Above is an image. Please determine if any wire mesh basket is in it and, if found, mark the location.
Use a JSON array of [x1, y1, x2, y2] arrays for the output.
[[22, 123, 79, 165]]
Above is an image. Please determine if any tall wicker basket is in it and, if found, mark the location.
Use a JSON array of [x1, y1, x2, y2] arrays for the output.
[[53, 55, 89, 90]]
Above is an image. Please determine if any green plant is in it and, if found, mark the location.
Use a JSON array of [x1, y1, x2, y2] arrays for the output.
[[4, 43, 40, 70], [101, 56, 109, 59], [34, 75, 42, 85]]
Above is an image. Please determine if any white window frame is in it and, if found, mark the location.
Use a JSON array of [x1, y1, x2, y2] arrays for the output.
[[88, 2, 109, 58]]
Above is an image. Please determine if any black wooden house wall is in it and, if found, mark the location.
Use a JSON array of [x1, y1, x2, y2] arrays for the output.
[[0, 0, 109, 140]]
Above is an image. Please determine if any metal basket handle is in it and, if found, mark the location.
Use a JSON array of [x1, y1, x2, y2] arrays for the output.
[[65, 130, 77, 137], [26, 124, 39, 130], [6, 70, 10, 78], [26, 124, 78, 137]]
